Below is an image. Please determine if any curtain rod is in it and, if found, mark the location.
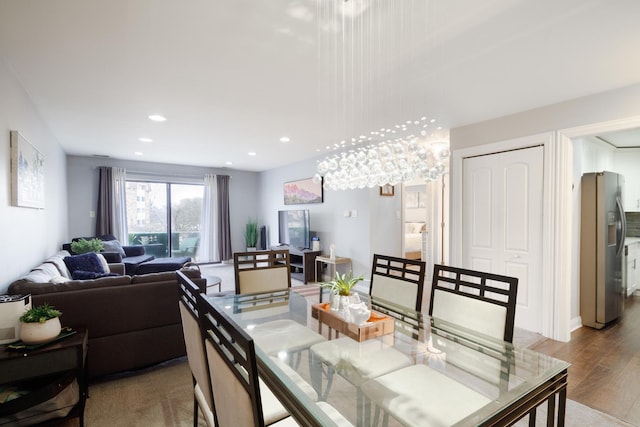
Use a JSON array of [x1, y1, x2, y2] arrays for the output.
[[95, 167, 231, 179]]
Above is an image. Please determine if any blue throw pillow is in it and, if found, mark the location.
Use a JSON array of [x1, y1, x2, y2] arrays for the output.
[[64, 252, 105, 277], [101, 239, 126, 257]]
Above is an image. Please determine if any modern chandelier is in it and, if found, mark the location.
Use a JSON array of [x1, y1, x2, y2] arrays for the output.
[[313, 0, 450, 191], [313, 118, 449, 191]]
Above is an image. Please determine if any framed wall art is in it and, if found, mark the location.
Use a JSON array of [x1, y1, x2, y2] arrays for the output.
[[379, 184, 395, 196], [284, 177, 323, 205], [10, 130, 45, 209]]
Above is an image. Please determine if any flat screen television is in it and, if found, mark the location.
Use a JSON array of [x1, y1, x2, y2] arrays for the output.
[[278, 209, 310, 249]]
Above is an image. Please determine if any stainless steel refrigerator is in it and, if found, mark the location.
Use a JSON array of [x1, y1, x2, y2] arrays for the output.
[[580, 171, 626, 329]]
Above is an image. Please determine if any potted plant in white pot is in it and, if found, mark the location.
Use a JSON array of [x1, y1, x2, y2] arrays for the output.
[[245, 218, 258, 251], [19, 303, 62, 344], [319, 271, 365, 313]]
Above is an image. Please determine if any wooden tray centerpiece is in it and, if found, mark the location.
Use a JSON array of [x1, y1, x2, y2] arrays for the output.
[[311, 302, 395, 342]]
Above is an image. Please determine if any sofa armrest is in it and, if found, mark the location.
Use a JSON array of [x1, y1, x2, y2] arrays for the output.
[[108, 263, 125, 275], [123, 245, 145, 257]]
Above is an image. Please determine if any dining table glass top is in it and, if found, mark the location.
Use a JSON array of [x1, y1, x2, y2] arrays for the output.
[[207, 287, 570, 427]]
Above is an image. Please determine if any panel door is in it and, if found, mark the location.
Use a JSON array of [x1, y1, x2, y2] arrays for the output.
[[462, 146, 544, 333]]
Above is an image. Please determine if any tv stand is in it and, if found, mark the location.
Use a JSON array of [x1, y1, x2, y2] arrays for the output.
[[272, 245, 320, 284]]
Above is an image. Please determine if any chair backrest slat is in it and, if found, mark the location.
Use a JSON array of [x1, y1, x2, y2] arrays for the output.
[[234, 249, 291, 295], [370, 254, 426, 311], [428, 264, 518, 342], [197, 292, 265, 427]]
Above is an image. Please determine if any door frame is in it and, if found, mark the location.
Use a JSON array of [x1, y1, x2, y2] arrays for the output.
[[558, 115, 640, 331], [451, 132, 573, 341]]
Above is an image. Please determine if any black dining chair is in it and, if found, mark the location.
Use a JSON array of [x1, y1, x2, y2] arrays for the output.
[[429, 263, 519, 342], [233, 249, 291, 295], [369, 254, 426, 311], [361, 264, 520, 426], [196, 291, 352, 426], [176, 271, 216, 427], [233, 249, 325, 369]]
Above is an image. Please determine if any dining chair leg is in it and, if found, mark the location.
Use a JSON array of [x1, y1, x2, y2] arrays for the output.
[[192, 377, 199, 427]]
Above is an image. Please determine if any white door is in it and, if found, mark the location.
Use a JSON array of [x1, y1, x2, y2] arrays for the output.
[[462, 146, 544, 333]]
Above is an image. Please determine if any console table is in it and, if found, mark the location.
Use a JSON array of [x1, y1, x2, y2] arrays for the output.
[[272, 246, 320, 284], [315, 255, 352, 283], [0, 327, 88, 426]]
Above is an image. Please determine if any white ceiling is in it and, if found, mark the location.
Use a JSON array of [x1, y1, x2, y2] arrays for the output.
[[1, 0, 640, 171]]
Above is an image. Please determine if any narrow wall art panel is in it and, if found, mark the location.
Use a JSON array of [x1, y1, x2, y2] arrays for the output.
[[10, 130, 45, 209]]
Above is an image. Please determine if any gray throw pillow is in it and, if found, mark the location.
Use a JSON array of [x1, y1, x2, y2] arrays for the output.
[[102, 239, 126, 257]]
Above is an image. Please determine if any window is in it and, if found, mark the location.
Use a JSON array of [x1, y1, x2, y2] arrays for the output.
[[125, 181, 203, 261]]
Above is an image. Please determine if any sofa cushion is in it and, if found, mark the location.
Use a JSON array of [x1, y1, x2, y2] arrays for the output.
[[64, 252, 106, 277], [71, 270, 119, 280], [44, 251, 72, 278], [123, 245, 145, 257], [102, 240, 126, 257], [31, 263, 61, 279]]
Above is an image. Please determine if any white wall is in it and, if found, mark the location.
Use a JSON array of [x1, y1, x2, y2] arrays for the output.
[[450, 82, 640, 337], [259, 155, 402, 279], [0, 59, 68, 293], [66, 155, 260, 257]]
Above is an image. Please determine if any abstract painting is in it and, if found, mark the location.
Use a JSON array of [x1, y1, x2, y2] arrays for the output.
[[284, 177, 323, 205], [11, 130, 45, 209]]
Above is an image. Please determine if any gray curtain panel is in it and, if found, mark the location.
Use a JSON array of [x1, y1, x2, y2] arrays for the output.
[[95, 166, 114, 236], [217, 175, 233, 260]]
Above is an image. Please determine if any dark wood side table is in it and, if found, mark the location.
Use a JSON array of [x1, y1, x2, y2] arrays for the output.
[[0, 326, 89, 426]]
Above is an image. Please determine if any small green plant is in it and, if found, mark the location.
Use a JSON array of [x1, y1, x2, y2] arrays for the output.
[[319, 271, 364, 296], [20, 303, 62, 323], [70, 238, 104, 254], [245, 218, 258, 248]]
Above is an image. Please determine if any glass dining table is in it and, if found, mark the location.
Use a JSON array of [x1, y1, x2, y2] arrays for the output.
[[207, 287, 569, 427]]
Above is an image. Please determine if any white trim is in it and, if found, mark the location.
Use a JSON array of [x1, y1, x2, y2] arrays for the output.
[[544, 135, 573, 342], [570, 317, 583, 333], [559, 115, 640, 139]]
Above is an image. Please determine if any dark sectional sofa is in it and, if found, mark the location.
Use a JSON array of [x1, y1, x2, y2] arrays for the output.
[[8, 250, 206, 378]]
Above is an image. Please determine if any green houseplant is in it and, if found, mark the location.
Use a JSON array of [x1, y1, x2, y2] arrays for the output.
[[319, 271, 364, 296], [70, 238, 104, 254], [245, 218, 258, 250], [19, 303, 63, 344]]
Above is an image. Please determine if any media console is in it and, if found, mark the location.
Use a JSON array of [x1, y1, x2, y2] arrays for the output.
[[271, 245, 321, 284]]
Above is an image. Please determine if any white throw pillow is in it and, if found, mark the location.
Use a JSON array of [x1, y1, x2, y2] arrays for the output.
[[95, 253, 111, 273]]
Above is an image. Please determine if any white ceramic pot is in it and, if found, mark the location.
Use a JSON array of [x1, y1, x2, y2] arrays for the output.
[[20, 317, 62, 344]]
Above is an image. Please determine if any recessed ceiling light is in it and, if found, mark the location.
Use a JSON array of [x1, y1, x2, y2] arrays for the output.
[[138, 137, 153, 142], [148, 115, 166, 122], [280, 137, 290, 143], [248, 152, 257, 156], [134, 152, 143, 156]]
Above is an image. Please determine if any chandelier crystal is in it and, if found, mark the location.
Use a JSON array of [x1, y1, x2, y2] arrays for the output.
[[314, 117, 449, 191]]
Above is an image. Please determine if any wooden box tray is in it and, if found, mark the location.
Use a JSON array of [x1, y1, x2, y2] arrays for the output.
[[311, 303, 394, 342]]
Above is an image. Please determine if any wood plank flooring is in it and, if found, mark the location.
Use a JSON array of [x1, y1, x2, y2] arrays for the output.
[[530, 294, 640, 426]]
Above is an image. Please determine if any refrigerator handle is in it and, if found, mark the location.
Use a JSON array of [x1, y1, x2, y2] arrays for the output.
[[616, 196, 627, 257]]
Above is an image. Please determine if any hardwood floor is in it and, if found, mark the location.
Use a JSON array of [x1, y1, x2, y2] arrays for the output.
[[530, 294, 640, 426]]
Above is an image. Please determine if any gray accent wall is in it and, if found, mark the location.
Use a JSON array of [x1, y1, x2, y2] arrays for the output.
[[0, 59, 68, 293], [258, 155, 402, 280], [66, 155, 260, 259]]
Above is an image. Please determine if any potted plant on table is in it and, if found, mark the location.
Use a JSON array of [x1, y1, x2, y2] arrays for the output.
[[319, 271, 365, 312], [19, 303, 63, 344], [70, 238, 104, 254]]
